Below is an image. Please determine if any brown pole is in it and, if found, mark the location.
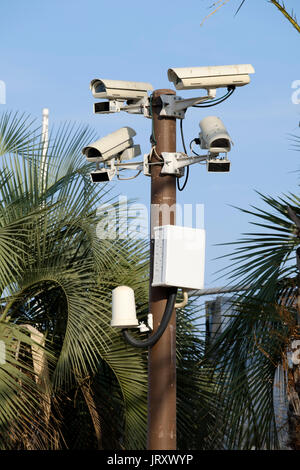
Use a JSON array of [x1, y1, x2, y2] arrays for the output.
[[148, 89, 177, 450]]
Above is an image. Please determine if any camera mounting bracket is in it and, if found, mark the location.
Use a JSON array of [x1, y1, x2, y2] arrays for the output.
[[159, 89, 216, 119], [160, 152, 208, 176], [94, 97, 151, 118]]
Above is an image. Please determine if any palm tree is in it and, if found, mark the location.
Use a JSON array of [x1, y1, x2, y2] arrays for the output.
[[201, 185, 300, 449], [0, 111, 152, 449], [0, 111, 220, 450]]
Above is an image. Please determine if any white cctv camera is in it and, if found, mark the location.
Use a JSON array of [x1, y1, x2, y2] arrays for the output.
[[82, 127, 139, 162], [90, 79, 153, 102], [168, 64, 255, 90], [199, 116, 232, 154]]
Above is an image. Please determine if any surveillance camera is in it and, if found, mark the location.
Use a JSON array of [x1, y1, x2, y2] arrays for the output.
[[82, 127, 137, 162], [207, 158, 231, 172], [90, 168, 116, 182], [199, 116, 232, 153], [90, 79, 153, 102], [167, 64, 254, 90]]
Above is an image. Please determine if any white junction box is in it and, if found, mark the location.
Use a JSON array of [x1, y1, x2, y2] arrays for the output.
[[152, 225, 205, 290]]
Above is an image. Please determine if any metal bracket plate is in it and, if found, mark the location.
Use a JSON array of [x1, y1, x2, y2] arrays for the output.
[[159, 96, 186, 119], [160, 152, 186, 177], [159, 89, 217, 119]]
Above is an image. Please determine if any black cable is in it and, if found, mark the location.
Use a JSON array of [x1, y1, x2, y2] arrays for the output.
[[177, 165, 189, 192], [190, 138, 201, 157], [195, 87, 235, 106], [193, 87, 235, 108], [149, 94, 157, 145], [177, 119, 189, 191], [180, 118, 187, 154], [122, 287, 177, 349]]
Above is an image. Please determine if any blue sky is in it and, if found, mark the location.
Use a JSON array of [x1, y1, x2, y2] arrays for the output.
[[1, 0, 299, 288]]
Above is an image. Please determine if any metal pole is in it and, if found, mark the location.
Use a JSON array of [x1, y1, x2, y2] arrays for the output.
[[148, 89, 177, 450]]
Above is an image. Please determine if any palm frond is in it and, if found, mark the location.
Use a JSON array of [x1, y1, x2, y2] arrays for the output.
[[270, 0, 300, 34], [201, 0, 300, 34], [203, 185, 300, 449], [215, 192, 299, 298], [0, 111, 41, 157]]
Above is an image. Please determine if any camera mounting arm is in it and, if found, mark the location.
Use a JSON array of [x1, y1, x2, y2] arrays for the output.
[[159, 89, 217, 119], [160, 152, 208, 176], [114, 160, 144, 171], [94, 97, 152, 118]]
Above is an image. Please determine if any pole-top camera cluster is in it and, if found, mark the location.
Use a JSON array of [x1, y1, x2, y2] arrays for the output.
[[82, 63, 255, 344], [83, 63, 254, 180]]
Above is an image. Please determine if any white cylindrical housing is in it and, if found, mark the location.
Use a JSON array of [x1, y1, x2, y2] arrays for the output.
[[199, 116, 231, 152], [111, 286, 139, 328]]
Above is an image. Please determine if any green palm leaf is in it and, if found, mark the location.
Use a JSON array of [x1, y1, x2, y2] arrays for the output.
[[0, 111, 41, 157], [204, 187, 300, 449]]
